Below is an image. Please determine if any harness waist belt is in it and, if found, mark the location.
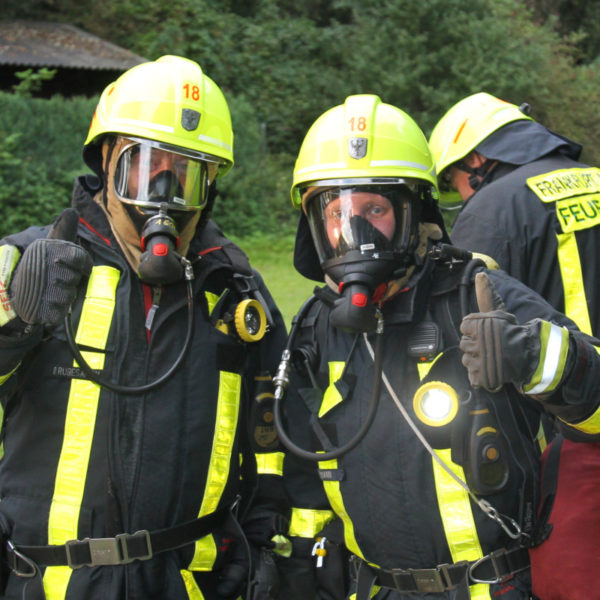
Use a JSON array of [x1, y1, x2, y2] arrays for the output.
[[8, 508, 227, 573], [353, 547, 530, 594]]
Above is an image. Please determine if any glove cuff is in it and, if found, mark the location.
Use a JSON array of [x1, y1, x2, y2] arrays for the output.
[[521, 320, 570, 395]]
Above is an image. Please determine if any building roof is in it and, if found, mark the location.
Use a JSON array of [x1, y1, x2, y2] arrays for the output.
[[0, 20, 147, 70]]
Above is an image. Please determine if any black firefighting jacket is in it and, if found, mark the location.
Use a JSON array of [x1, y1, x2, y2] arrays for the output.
[[278, 257, 600, 600], [450, 151, 600, 338], [0, 175, 287, 600]]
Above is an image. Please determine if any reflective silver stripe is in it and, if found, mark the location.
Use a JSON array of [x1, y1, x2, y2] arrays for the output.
[[524, 322, 569, 395]]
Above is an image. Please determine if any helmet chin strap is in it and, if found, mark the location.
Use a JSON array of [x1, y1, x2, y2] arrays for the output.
[[455, 158, 497, 192]]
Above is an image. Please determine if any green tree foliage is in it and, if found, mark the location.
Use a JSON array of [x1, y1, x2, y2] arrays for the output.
[[0, 92, 97, 237], [526, 0, 600, 65], [12, 68, 57, 96], [1, 0, 599, 237]]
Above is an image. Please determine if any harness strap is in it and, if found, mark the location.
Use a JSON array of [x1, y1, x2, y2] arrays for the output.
[[352, 546, 529, 599], [7, 508, 227, 574]]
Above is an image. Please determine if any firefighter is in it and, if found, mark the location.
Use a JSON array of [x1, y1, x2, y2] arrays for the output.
[[0, 56, 287, 600], [271, 94, 600, 600], [428, 91, 600, 338], [429, 91, 600, 600]]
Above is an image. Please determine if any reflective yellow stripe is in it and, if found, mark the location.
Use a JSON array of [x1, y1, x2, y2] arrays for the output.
[[416, 352, 443, 381], [536, 420, 547, 454], [432, 449, 490, 600], [556, 232, 592, 335], [319, 458, 365, 559], [288, 507, 334, 538], [319, 362, 345, 417], [255, 451, 284, 476], [204, 291, 220, 316], [0, 362, 20, 386], [180, 569, 205, 600], [188, 371, 241, 571], [561, 404, 600, 435], [44, 266, 120, 600], [74, 267, 121, 348]]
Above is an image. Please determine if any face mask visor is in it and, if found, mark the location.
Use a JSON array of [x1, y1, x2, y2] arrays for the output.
[[304, 180, 420, 266], [113, 136, 222, 213]]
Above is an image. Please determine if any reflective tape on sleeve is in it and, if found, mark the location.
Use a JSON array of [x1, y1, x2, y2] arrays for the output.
[[523, 322, 570, 395], [561, 404, 600, 435]]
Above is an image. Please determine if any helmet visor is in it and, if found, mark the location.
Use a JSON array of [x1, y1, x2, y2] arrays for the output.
[[114, 136, 221, 211], [305, 183, 419, 264]]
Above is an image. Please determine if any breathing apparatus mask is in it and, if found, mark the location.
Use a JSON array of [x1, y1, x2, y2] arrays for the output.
[[303, 180, 422, 333], [109, 135, 222, 285]]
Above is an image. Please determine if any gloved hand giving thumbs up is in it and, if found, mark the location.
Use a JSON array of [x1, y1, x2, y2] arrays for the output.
[[459, 272, 569, 395], [10, 208, 93, 328]]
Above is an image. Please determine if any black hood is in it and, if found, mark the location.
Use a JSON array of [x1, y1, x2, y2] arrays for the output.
[[476, 120, 582, 165], [294, 212, 325, 282]]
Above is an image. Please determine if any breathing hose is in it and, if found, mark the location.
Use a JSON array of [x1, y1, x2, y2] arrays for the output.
[[64, 259, 195, 394], [273, 295, 385, 461]]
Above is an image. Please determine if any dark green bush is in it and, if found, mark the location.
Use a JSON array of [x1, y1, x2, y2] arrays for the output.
[[0, 91, 299, 239], [0, 93, 96, 236]]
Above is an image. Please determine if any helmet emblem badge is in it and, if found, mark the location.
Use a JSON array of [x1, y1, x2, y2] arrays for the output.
[[348, 137, 367, 159], [181, 109, 201, 131]]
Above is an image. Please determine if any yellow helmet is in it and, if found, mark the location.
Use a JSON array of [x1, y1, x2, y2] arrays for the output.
[[83, 55, 233, 177], [291, 94, 437, 210], [428, 92, 532, 194]]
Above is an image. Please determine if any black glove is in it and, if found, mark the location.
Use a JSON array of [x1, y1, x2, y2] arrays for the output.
[[460, 310, 533, 390], [10, 209, 92, 328], [459, 310, 570, 395]]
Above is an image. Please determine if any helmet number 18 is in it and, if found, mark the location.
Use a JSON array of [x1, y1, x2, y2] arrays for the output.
[[183, 84, 201, 101], [348, 116, 367, 131]]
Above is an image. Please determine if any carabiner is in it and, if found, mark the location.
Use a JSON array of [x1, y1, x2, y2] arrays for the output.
[[477, 499, 521, 540]]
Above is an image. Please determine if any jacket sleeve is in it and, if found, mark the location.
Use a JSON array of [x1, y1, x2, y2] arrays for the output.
[[489, 269, 600, 441]]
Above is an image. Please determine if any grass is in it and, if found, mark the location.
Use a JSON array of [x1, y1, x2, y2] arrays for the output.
[[230, 232, 317, 330]]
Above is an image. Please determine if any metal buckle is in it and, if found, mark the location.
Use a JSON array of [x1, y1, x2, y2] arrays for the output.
[[468, 549, 507, 585], [119, 530, 152, 562], [7, 541, 37, 578], [65, 530, 152, 568], [406, 567, 446, 594]]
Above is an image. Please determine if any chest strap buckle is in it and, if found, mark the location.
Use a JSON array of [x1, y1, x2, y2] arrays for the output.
[[405, 563, 454, 593], [65, 530, 152, 569]]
